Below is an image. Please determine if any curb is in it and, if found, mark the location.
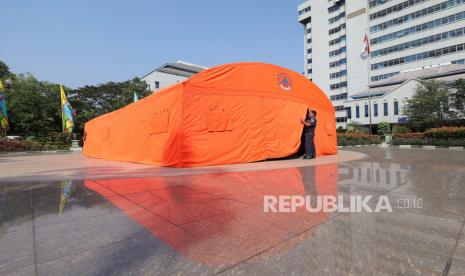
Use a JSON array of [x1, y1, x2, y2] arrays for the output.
[[448, 146, 465, 151], [399, 145, 411, 149], [0, 149, 79, 156], [338, 145, 465, 150], [338, 144, 379, 149]]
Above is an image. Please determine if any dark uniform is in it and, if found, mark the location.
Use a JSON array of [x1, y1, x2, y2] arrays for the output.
[[303, 116, 317, 158]]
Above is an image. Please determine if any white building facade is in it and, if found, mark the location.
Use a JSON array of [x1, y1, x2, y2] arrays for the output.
[[344, 64, 465, 125], [298, 0, 465, 128], [141, 61, 207, 92]]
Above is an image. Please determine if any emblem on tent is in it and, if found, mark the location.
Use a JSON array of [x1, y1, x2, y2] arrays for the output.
[[278, 73, 292, 91]]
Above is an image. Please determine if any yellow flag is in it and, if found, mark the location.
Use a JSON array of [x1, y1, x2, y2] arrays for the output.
[[0, 80, 4, 91], [60, 85, 66, 106]]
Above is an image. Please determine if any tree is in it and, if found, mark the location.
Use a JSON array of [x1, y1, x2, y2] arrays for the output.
[[0, 59, 151, 139], [5, 73, 62, 136], [451, 79, 465, 119], [71, 78, 150, 136], [0, 61, 12, 79], [404, 80, 450, 131]]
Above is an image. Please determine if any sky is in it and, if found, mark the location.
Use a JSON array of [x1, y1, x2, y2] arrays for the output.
[[1, 0, 306, 88]]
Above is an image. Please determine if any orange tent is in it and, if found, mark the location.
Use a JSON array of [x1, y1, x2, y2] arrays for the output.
[[83, 62, 337, 167]]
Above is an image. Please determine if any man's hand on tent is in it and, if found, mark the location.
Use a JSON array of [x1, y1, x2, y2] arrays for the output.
[[301, 118, 310, 126]]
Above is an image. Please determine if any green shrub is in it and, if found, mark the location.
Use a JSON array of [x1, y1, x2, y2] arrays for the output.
[[0, 133, 73, 152], [392, 125, 411, 134], [0, 139, 50, 152], [391, 138, 427, 146], [51, 132, 73, 145], [392, 128, 465, 146], [378, 122, 391, 136], [336, 126, 346, 133], [346, 122, 369, 134]]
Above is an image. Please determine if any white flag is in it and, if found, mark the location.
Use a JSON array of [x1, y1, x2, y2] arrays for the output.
[[361, 34, 371, 59]]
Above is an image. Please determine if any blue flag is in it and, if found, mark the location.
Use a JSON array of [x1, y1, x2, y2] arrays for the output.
[[133, 92, 139, 102]]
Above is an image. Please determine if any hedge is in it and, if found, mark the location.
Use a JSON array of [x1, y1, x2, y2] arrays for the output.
[[337, 133, 382, 146], [424, 127, 465, 139], [0, 139, 70, 152], [392, 127, 465, 146]]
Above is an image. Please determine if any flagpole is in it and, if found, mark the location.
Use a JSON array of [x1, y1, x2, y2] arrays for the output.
[[368, 49, 373, 138], [365, 27, 373, 138]]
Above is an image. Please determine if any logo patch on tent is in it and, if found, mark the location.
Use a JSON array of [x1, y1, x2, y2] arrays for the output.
[[278, 73, 292, 91]]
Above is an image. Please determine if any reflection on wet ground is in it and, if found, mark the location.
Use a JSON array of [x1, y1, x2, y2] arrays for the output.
[[1, 146, 465, 275]]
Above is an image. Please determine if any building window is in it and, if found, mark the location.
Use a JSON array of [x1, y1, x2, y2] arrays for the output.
[[329, 35, 346, 46], [329, 1, 345, 13], [374, 103, 378, 117], [330, 69, 347, 79], [356, 106, 360, 118], [330, 93, 348, 101], [155, 81, 160, 89], [329, 47, 347, 58], [329, 23, 346, 35], [370, 0, 465, 33], [364, 104, 369, 117], [371, 72, 400, 82], [335, 105, 345, 111], [371, 11, 465, 46], [330, 81, 347, 90], [329, 12, 345, 24], [370, 0, 428, 21], [371, 43, 465, 70], [299, 6, 311, 15], [371, 27, 465, 58], [346, 107, 352, 119], [384, 102, 388, 116], [370, 0, 393, 8], [394, 101, 399, 115], [329, 58, 347, 68]]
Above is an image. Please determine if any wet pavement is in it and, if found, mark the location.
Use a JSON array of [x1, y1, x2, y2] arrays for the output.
[[1, 146, 465, 275]]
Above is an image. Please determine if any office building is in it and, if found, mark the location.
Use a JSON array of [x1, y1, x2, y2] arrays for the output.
[[298, 0, 465, 127]]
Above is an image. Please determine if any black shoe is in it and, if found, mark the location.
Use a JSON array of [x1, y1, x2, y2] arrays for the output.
[[303, 156, 310, 159], [310, 157, 316, 159]]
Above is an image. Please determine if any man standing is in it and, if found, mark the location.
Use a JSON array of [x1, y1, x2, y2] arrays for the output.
[[300, 110, 317, 159]]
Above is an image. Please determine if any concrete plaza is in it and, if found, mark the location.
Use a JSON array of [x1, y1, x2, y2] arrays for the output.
[[1, 146, 465, 275]]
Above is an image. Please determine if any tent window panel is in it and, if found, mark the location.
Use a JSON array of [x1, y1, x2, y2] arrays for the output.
[[206, 110, 232, 132], [151, 109, 170, 134], [100, 127, 110, 140]]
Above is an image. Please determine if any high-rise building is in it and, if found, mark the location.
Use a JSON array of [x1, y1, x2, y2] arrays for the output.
[[298, 0, 465, 128]]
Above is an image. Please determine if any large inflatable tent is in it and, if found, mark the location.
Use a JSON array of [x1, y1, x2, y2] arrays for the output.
[[83, 62, 337, 167]]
